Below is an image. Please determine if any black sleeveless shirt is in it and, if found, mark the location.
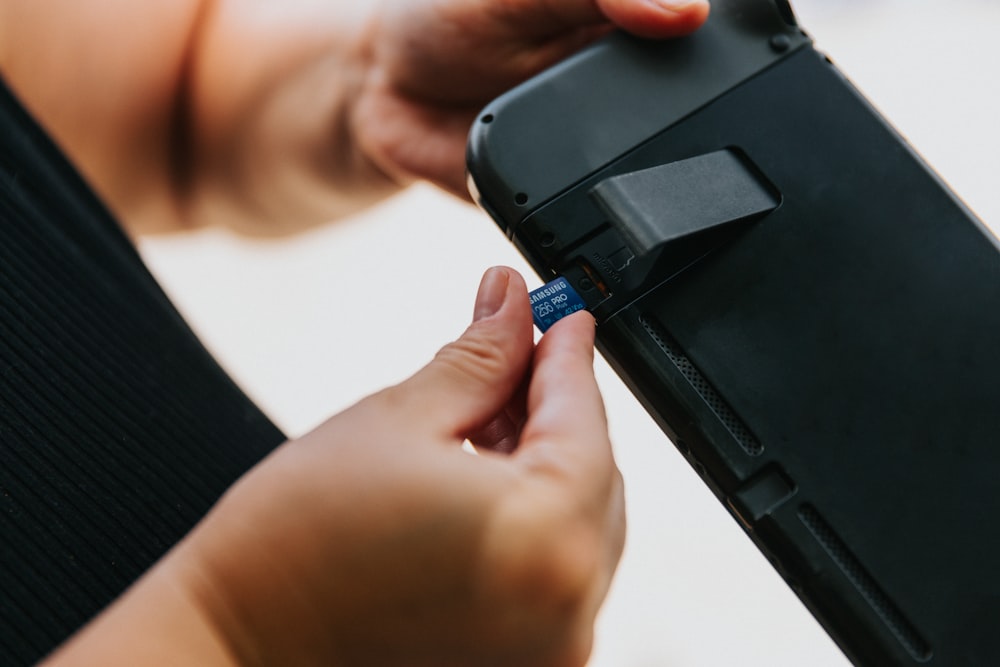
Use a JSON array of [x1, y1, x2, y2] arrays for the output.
[[0, 80, 285, 664]]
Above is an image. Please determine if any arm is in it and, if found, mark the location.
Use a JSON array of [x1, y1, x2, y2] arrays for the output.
[[0, 0, 708, 235], [45, 268, 625, 666]]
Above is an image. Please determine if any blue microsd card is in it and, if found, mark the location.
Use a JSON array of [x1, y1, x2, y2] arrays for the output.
[[529, 277, 587, 332]]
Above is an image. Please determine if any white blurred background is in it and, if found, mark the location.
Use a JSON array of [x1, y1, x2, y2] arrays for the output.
[[137, 1, 1000, 665]]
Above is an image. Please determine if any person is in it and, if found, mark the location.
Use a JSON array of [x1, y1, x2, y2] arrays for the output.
[[0, 0, 709, 664]]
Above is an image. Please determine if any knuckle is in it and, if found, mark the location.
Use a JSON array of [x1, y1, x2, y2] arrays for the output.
[[433, 329, 511, 386]]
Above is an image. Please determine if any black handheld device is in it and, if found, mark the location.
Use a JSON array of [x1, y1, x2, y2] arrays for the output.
[[467, 1, 1000, 665]]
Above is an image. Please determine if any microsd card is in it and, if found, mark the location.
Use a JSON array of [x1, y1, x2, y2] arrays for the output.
[[529, 277, 587, 332]]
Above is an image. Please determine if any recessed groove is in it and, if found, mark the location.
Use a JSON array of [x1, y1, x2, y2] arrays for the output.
[[640, 316, 762, 456], [799, 505, 932, 663]]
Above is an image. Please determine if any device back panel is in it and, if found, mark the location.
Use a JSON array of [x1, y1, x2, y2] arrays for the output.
[[468, 12, 1000, 665]]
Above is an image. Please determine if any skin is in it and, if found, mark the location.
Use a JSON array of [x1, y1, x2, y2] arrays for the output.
[[45, 268, 623, 667], [0, 0, 708, 234], [0, 1, 709, 664]]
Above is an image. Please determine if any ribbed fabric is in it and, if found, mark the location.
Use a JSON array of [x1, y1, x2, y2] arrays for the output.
[[0, 81, 286, 664]]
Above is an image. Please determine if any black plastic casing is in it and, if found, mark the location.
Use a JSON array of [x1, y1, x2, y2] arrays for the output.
[[467, 2, 1000, 665]]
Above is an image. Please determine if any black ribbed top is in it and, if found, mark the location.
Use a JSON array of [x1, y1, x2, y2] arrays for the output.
[[0, 80, 285, 664]]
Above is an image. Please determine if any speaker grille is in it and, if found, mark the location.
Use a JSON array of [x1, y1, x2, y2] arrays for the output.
[[641, 316, 762, 456], [799, 505, 932, 662]]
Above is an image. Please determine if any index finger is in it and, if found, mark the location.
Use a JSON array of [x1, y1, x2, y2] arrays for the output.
[[595, 0, 710, 38], [514, 310, 615, 487], [490, 0, 710, 40]]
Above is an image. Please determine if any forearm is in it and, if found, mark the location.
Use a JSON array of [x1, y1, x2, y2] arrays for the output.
[[0, 0, 400, 236], [177, 1, 401, 235], [42, 543, 238, 667]]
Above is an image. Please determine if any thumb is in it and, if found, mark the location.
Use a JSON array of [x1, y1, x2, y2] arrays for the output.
[[392, 267, 534, 441]]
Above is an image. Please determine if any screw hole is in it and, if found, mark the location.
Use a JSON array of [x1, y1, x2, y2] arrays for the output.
[[539, 232, 555, 248], [514, 192, 528, 206], [481, 114, 494, 124]]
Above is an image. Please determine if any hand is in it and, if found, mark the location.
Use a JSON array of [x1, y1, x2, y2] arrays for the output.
[[47, 267, 624, 666], [188, 266, 622, 666], [354, 0, 710, 197], [1, 0, 707, 231]]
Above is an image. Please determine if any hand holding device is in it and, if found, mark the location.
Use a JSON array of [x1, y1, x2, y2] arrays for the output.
[[353, 0, 709, 197], [467, 1, 1000, 664]]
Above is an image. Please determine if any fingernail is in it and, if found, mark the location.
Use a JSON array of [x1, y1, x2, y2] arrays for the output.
[[653, 0, 705, 11], [474, 267, 509, 322]]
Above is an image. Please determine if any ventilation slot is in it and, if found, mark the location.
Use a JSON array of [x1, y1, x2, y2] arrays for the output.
[[640, 316, 762, 456], [799, 505, 932, 662]]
